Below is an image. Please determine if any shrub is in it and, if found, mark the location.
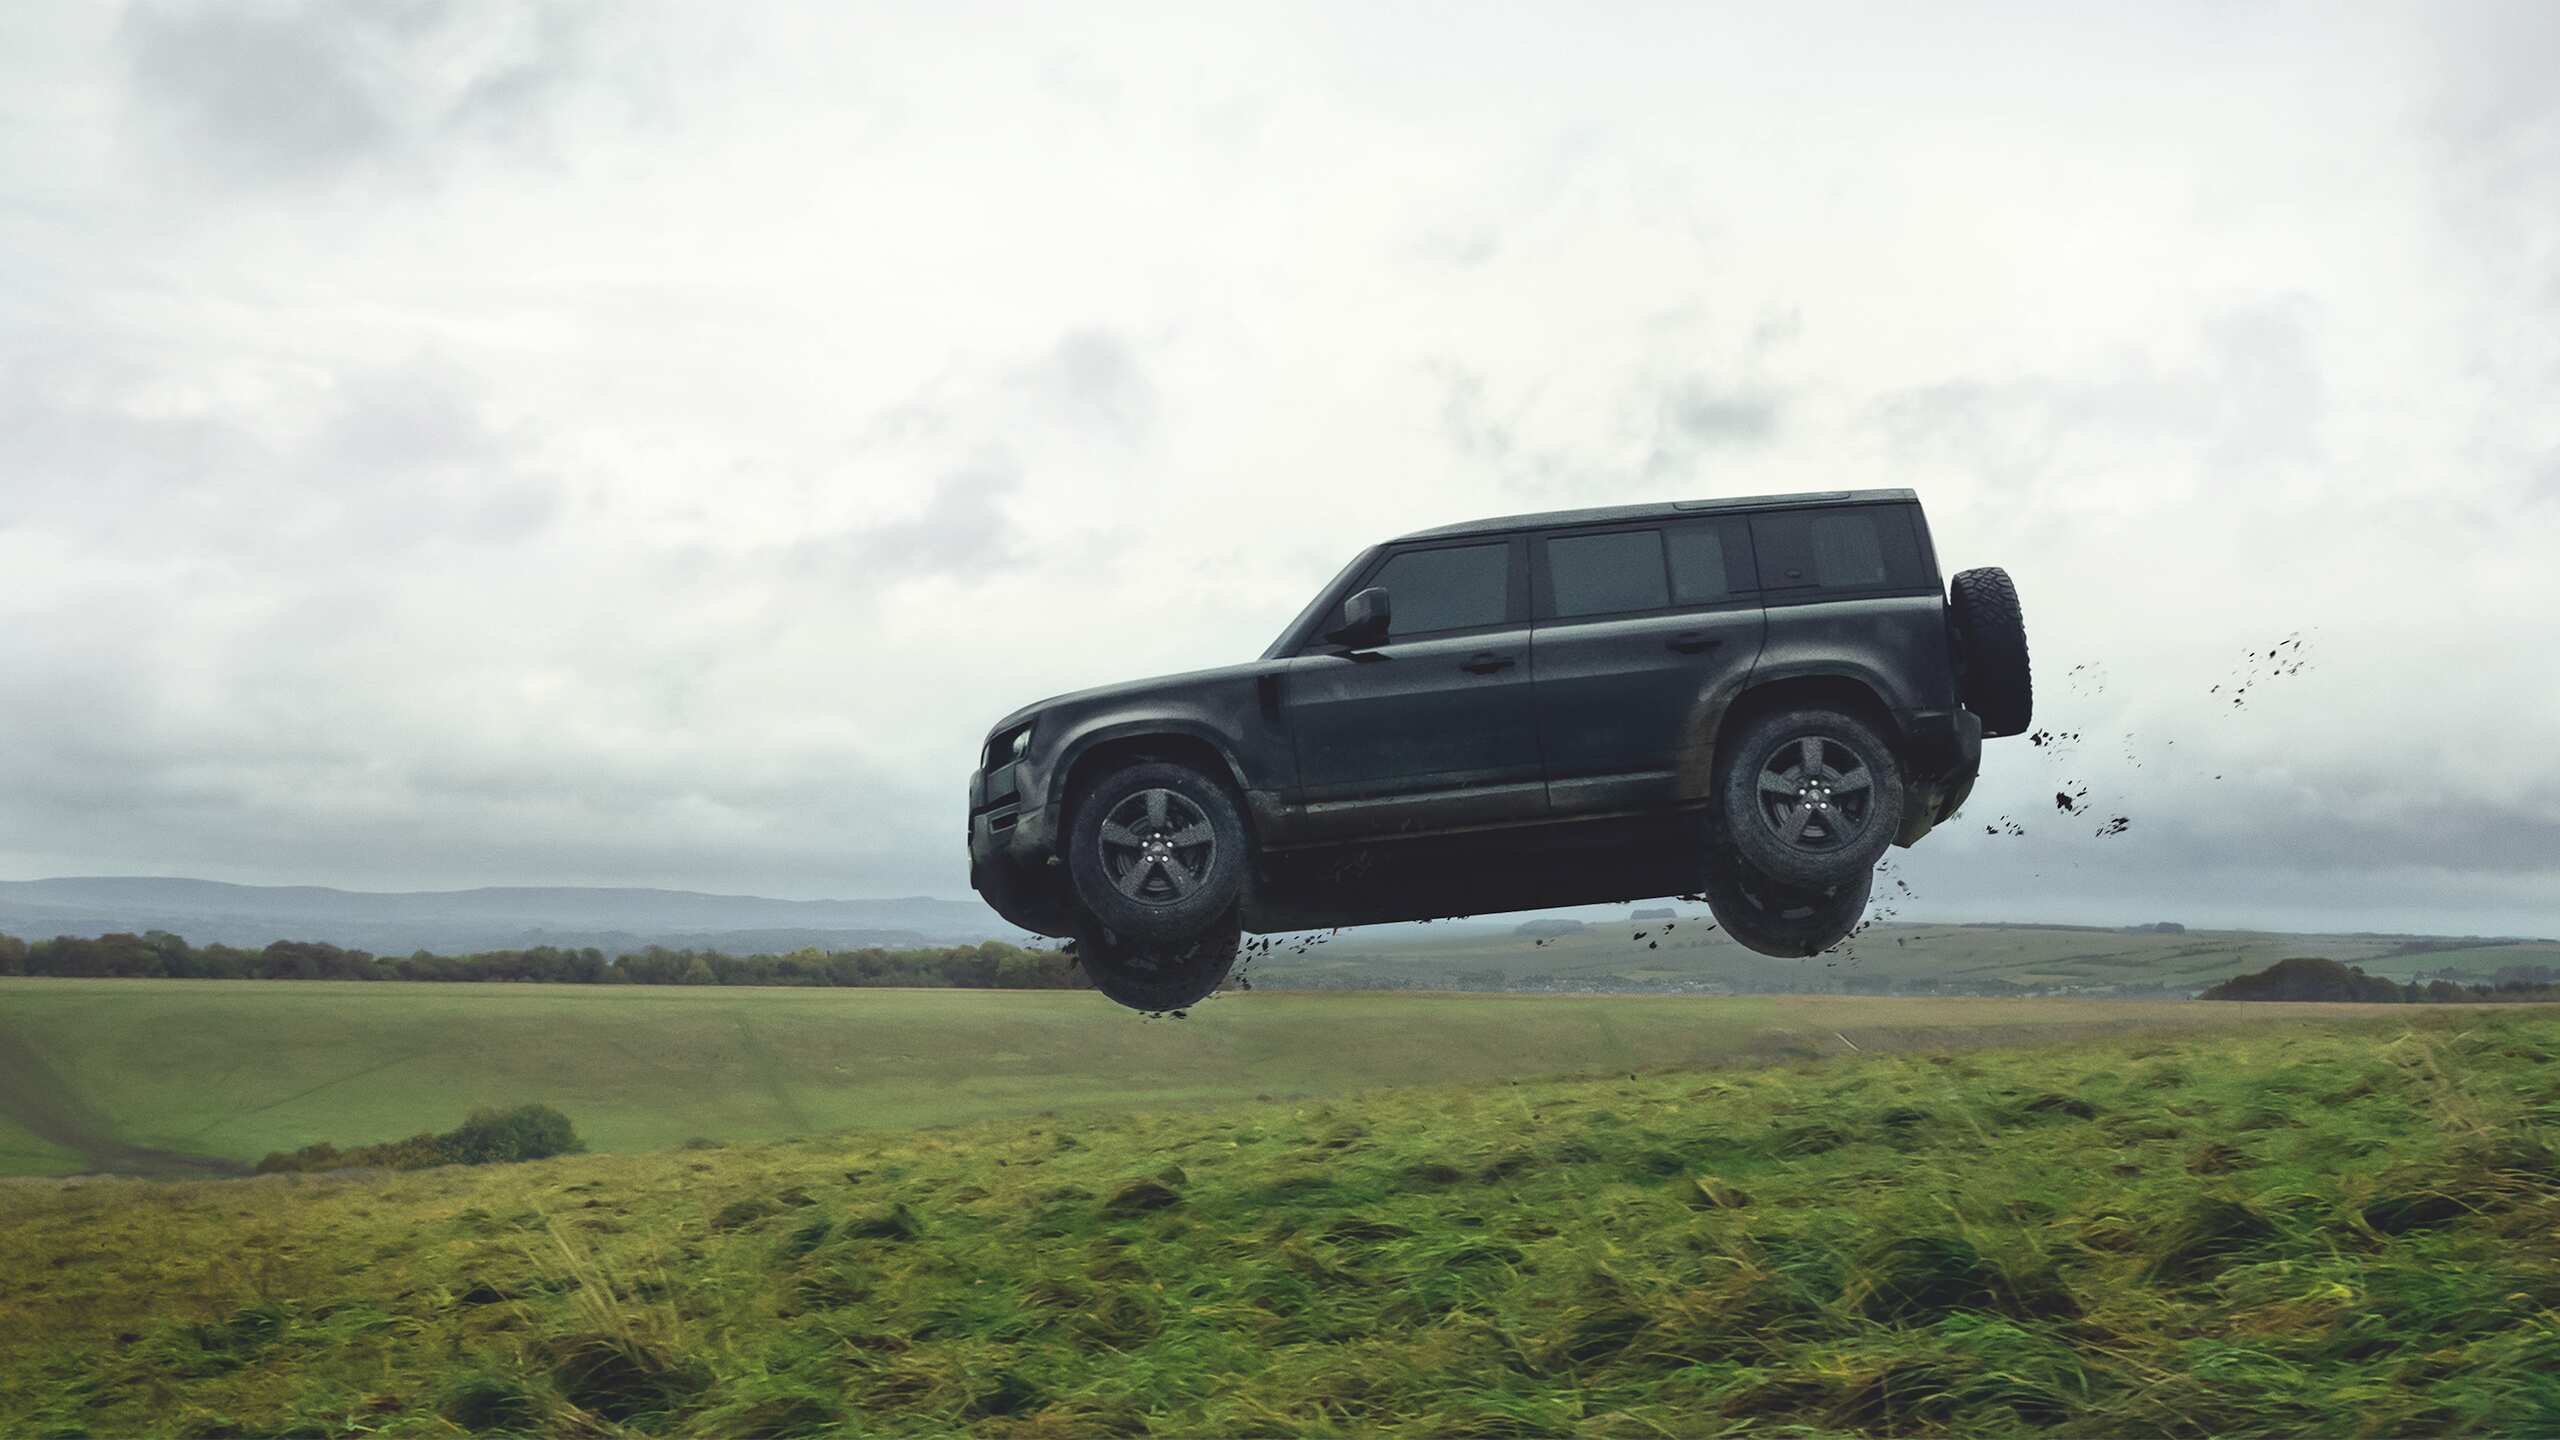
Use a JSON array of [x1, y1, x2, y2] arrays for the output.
[[255, 1104, 583, 1174], [447, 1105, 583, 1165]]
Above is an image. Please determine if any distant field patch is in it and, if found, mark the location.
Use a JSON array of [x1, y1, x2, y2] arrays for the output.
[[1286, 921, 2560, 995]]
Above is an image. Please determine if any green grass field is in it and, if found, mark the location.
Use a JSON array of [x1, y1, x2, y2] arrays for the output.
[[1286, 919, 2560, 996], [4, 1005, 2557, 1437], [0, 978, 2414, 1179]]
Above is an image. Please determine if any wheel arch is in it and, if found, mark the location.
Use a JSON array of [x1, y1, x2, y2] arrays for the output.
[[1713, 670, 1903, 769], [1052, 724, 1255, 836]]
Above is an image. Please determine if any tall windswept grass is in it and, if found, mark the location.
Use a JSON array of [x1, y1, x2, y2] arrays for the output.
[[5, 1008, 2559, 1436]]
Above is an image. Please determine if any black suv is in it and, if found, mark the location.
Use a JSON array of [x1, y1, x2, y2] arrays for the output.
[[968, 489, 2031, 1009]]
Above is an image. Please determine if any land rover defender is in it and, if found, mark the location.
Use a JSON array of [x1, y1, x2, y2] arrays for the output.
[[967, 489, 2031, 1009]]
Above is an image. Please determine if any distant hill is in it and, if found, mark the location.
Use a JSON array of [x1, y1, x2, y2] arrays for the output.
[[2198, 956, 2409, 1003], [0, 877, 1019, 956]]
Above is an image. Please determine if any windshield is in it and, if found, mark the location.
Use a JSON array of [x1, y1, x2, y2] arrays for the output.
[[1259, 545, 1378, 660]]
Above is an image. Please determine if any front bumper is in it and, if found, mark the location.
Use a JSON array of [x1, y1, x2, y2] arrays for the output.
[[1892, 706, 1983, 846], [968, 796, 1051, 869], [967, 765, 1070, 935]]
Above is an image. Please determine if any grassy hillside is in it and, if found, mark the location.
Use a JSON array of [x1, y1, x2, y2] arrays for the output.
[[0, 978, 2409, 1178], [4, 1008, 2556, 1436], [1285, 919, 2560, 996]]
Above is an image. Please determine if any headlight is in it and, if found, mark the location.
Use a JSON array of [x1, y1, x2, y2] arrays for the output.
[[987, 722, 1035, 769]]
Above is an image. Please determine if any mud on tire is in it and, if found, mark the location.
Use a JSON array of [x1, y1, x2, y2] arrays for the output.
[[1949, 566, 2032, 738], [1716, 707, 1904, 891], [1066, 760, 1249, 943], [1071, 908, 1242, 1013], [1702, 860, 1874, 959]]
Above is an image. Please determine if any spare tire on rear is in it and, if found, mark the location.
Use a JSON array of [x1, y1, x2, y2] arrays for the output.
[[1949, 567, 2032, 738]]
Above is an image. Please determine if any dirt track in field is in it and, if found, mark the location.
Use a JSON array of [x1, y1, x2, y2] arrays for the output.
[[0, 1021, 248, 1177]]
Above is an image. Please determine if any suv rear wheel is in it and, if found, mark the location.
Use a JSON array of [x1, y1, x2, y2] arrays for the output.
[[1066, 759, 1249, 942], [1071, 908, 1242, 1012], [1716, 707, 1904, 889]]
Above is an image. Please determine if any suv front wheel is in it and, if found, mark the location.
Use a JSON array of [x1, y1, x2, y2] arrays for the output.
[[1071, 907, 1242, 1012], [1066, 759, 1249, 942], [1716, 707, 1904, 890]]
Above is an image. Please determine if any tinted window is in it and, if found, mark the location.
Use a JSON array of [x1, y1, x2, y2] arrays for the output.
[[1368, 543, 1510, 637], [1749, 506, 1926, 594], [1666, 525, 1738, 603], [1549, 530, 1667, 617], [1808, 513, 1887, 586]]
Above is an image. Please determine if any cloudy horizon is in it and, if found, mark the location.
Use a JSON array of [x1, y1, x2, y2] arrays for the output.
[[4, 2, 2554, 938]]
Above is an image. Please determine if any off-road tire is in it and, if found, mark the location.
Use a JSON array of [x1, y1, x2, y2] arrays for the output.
[[1071, 907, 1242, 1013], [1949, 566, 2032, 738], [1067, 760, 1249, 942], [1702, 861, 1874, 959], [1717, 707, 1904, 890]]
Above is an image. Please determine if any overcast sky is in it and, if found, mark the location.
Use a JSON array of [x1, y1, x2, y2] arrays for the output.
[[3, 2, 2553, 936]]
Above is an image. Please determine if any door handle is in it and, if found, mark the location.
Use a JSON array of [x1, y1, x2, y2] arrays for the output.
[[1460, 652, 1516, 674], [1666, 632, 1724, 654]]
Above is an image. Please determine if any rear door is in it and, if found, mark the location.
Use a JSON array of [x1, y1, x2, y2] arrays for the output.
[[1280, 537, 1544, 842], [1528, 520, 1766, 815]]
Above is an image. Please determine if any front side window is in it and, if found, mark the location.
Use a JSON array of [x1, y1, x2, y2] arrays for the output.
[[1549, 530, 1668, 617], [1367, 542, 1510, 637]]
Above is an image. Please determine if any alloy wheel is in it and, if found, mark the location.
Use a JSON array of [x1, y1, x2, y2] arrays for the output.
[[1751, 735, 1878, 854], [1095, 788, 1218, 906]]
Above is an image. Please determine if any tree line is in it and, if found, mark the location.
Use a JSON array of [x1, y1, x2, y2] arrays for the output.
[[0, 929, 1084, 990]]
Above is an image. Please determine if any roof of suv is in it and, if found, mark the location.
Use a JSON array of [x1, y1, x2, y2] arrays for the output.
[[1393, 488, 1917, 543]]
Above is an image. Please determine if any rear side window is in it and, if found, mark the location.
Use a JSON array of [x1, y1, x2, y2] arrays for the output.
[[1749, 506, 1926, 595], [1809, 513, 1887, 586], [1549, 530, 1668, 617], [1543, 519, 1756, 619], [1367, 543, 1511, 637]]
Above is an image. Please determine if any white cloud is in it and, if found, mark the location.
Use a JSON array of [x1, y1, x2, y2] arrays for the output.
[[0, 2, 2551, 933]]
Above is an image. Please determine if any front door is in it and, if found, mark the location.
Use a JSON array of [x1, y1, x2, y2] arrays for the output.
[[1281, 537, 1544, 843], [1529, 520, 1766, 815]]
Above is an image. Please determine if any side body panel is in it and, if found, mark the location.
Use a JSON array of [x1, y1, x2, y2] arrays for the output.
[[1531, 608, 1767, 813], [1033, 671, 1297, 820], [1277, 633, 1543, 843], [971, 660, 1297, 870], [1526, 516, 1768, 815], [1750, 594, 1956, 716], [1746, 502, 1956, 717], [1274, 535, 1542, 845]]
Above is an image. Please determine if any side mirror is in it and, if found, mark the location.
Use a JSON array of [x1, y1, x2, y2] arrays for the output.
[[1324, 586, 1391, 649]]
